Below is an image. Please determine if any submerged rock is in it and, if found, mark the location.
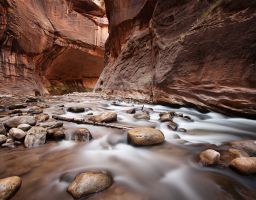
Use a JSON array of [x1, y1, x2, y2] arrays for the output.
[[200, 149, 220, 166], [88, 112, 117, 123], [24, 127, 47, 148], [47, 128, 65, 140], [159, 112, 174, 122], [127, 127, 165, 146], [0, 135, 7, 144], [167, 121, 178, 131], [0, 176, 22, 200], [8, 104, 26, 110], [9, 128, 26, 140], [5, 116, 36, 128], [66, 128, 92, 142], [220, 148, 249, 166], [126, 108, 136, 114], [133, 111, 150, 120], [67, 172, 113, 199], [230, 157, 256, 174], [67, 107, 86, 113], [229, 140, 256, 155], [17, 124, 31, 131]]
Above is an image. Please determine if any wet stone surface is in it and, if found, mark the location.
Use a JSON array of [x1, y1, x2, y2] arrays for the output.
[[0, 93, 255, 200]]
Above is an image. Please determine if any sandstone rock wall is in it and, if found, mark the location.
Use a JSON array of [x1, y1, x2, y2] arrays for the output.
[[0, 0, 108, 95], [96, 0, 256, 118]]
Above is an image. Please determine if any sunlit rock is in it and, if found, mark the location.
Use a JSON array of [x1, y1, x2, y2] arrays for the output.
[[200, 149, 220, 166], [24, 127, 47, 148], [230, 157, 256, 174], [0, 176, 22, 200], [128, 127, 165, 146], [67, 172, 112, 199], [9, 128, 26, 140], [88, 112, 117, 123]]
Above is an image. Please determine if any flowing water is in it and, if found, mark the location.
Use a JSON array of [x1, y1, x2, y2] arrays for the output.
[[0, 94, 256, 200]]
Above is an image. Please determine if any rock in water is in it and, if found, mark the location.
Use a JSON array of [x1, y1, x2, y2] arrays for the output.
[[133, 111, 150, 120], [127, 127, 165, 146], [4, 116, 36, 128], [229, 140, 256, 155], [126, 108, 136, 114], [67, 172, 112, 199], [0, 135, 7, 144], [66, 128, 92, 142], [9, 128, 26, 140], [24, 127, 47, 148], [0, 176, 22, 200], [67, 107, 86, 113], [230, 157, 256, 174], [200, 149, 220, 166], [88, 112, 117, 123], [39, 121, 63, 129], [0, 123, 6, 135], [167, 121, 178, 131], [28, 106, 43, 114], [159, 112, 174, 122], [8, 104, 26, 110], [17, 124, 31, 131]]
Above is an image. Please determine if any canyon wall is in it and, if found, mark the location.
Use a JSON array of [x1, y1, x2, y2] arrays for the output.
[[96, 0, 256, 118], [0, 0, 108, 95]]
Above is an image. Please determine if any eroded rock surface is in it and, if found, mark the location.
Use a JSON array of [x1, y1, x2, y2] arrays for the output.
[[0, 0, 108, 95], [0, 176, 22, 200], [96, 0, 256, 118]]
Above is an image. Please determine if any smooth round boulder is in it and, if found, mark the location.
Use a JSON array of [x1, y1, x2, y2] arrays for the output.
[[200, 149, 220, 166], [230, 157, 256, 174], [9, 128, 26, 140], [24, 127, 47, 148], [4, 116, 36, 128], [67, 172, 112, 199], [88, 112, 117, 123], [17, 124, 31, 131], [0, 135, 7, 144], [0, 176, 22, 200], [127, 127, 165, 146], [67, 107, 86, 113]]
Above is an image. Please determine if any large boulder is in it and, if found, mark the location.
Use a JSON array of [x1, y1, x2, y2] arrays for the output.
[[67, 172, 113, 199], [88, 112, 117, 123], [9, 128, 27, 140], [230, 157, 256, 174], [127, 127, 165, 146], [24, 127, 47, 148], [4, 116, 36, 128], [199, 149, 220, 166], [0, 176, 22, 200]]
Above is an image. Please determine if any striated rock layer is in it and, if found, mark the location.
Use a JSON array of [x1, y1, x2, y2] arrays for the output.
[[0, 0, 108, 95], [96, 0, 256, 118]]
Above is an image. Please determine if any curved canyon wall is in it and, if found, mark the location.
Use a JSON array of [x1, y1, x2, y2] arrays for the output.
[[96, 0, 256, 118], [0, 0, 108, 95]]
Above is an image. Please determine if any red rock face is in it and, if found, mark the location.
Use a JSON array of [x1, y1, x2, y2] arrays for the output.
[[0, 0, 108, 95], [96, 0, 256, 118]]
